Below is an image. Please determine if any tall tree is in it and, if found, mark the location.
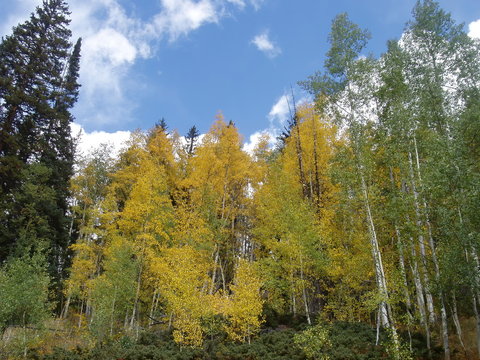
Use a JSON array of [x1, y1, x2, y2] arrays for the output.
[[301, 13, 401, 354], [0, 0, 81, 287]]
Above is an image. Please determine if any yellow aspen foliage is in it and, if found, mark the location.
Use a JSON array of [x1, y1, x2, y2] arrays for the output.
[[281, 103, 337, 220], [108, 131, 148, 210], [65, 242, 98, 299], [117, 156, 173, 249], [222, 259, 264, 342], [150, 246, 214, 347], [171, 199, 214, 250], [249, 132, 272, 188], [187, 113, 255, 288], [146, 126, 178, 189], [189, 113, 252, 223]]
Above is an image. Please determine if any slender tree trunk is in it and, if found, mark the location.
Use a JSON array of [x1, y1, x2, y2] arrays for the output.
[[410, 238, 431, 352], [360, 172, 391, 328], [409, 152, 436, 324], [210, 248, 219, 295], [396, 228, 412, 310], [412, 137, 450, 360], [61, 295, 71, 319], [450, 292, 466, 353], [78, 297, 84, 329], [290, 262, 297, 316], [110, 286, 117, 336], [130, 243, 145, 331], [300, 257, 311, 325], [219, 260, 227, 292], [131, 267, 142, 330], [469, 248, 480, 358], [22, 311, 27, 359], [168, 312, 173, 331], [149, 290, 158, 326]]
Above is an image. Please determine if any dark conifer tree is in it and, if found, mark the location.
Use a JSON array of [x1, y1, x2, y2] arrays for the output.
[[157, 117, 168, 133], [0, 0, 81, 287], [185, 125, 200, 156]]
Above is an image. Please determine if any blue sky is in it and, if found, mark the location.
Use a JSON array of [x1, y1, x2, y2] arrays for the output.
[[1, 0, 480, 153]]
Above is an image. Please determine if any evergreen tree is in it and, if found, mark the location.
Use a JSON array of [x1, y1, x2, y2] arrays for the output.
[[185, 125, 200, 156], [0, 0, 81, 286], [156, 117, 168, 133]]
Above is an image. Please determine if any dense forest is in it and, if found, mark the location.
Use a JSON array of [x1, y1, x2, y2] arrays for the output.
[[1, 0, 480, 359]]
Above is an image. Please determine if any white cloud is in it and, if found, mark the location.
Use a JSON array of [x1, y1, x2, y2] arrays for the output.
[[242, 130, 275, 155], [268, 94, 291, 126], [154, 0, 219, 41], [1, 0, 265, 129], [243, 91, 311, 153], [68, 0, 154, 127], [71, 122, 131, 157], [469, 19, 480, 39], [251, 30, 281, 58]]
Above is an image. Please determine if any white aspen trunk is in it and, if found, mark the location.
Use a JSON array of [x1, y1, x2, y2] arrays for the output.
[[469, 248, 480, 358], [219, 260, 227, 292], [168, 312, 173, 331], [61, 295, 71, 319], [360, 172, 391, 328], [290, 264, 297, 316], [451, 292, 466, 352], [412, 138, 450, 360], [300, 257, 311, 325], [395, 228, 412, 310], [131, 252, 144, 330], [410, 238, 431, 351], [376, 310, 381, 345], [78, 297, 84, 329], [439, 295, 451, 360], [359, 167, 403, 359], [149, 290, 157, 326], [408, 152, 436, 324], [68, 205, 76, 238], [23, 311, 27, 359]]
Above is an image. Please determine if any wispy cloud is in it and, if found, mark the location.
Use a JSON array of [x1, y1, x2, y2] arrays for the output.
[[469, 19, 480, 39], [251, 30, 281, 58], [225, 0, 264, 11], [249, 0, 265, 11]]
